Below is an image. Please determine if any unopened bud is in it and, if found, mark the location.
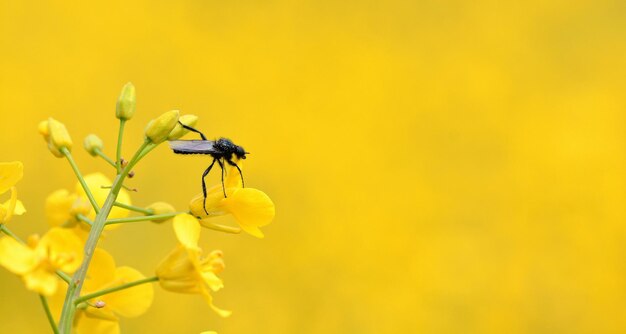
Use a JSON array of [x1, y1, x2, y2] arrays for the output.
[[145, 110, 180, 144], [146, 202, 176, 223], [83, 134, 104, 156], [128, 171, 135, 178], [168, 114, 199, 140], [116, 82, 136, 120], [39, 118, 72, 157]]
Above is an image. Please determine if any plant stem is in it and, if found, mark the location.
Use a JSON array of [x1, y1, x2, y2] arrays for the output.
[[40, 295, 60, 334], [58, 140, 151, 334], [74, 276, 159, 306], [116, 119, 126, 173], [113, 201, 154, 215], [76, 214, 93, 227], [93, 148, 117, 168], [61, 148, 100, 214], [105, 211, 187, 225], [56, 270, 72, 284], [0, 224, 23, 242]]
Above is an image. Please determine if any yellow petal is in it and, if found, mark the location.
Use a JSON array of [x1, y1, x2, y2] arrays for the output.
[[84, 248, 116, 293], [0, 161, 23, 195], [200, 286, 231, 318], [221, 188, 275, 238], [201, 331, 218, 334], [173, 214, 201, 249], [156, 246, 202, 294], [23, 267, 59, 296], [75, 312, 120, 334], [76, 173, 131, 221], [223, 164, 243, 189], [12, 200, 26, 216], [0, 236, 38, 274], [38, 227, 84, 273], [45, 189, 77, 227], [189, 186, 229, 219], [103, 266, 154, 318], [1, 186, 18, 223]]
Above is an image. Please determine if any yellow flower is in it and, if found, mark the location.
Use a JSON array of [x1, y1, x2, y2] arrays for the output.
[[189, 163, 275, 238], [50, 248, 154, 334], [45, 173, 132, 231], [156, 214, 230, 317], [0, 161, 26, 224], [0, 227, 83, 296]]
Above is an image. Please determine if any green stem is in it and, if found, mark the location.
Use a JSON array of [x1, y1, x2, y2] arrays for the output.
[[76, 214, 93, 227], [105, 211, 187, 225], [56, 270, 72, 284], [0, 224, 24, 243], [40, 295, 60, 334], [113, 201, 154, 215], [116, 119, 126, 173], [61, 148, 100, 214], [74, 276, 159, 306], [58, 140, 151, 334], [93, 148, 117, 168]]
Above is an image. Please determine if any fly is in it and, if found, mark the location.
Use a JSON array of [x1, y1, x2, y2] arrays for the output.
[[169, 122, 248, 214]]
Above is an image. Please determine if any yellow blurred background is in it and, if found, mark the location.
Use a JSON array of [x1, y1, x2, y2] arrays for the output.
[[2, 0, 626, 333]]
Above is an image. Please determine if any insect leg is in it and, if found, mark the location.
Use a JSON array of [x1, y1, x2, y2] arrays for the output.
[[226, 159, 245, 188], [216, 158, 227, 198], [201, 159, 217, 215], [178, 121, 207, 141]]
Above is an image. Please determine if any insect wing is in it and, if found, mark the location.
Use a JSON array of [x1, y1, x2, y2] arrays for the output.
[[168, 140, 217, 154]]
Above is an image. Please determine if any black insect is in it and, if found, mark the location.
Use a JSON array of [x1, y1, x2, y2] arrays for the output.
[[169, 122, 248, 214]]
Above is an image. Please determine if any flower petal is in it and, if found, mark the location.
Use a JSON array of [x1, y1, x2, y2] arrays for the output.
[[84, 248, 117, 293], [221, 188, 275, 238], [0, 236, 38, 274], [23, 267, 59, 296], [173, 214, 201, 249], [75, 312, 120, 334], [200, 286, 231, 318], [103, 266, 154, 318], [12, 200, 26, 216], [38, 227, 84, 273], [0, 161, 23, 195], [45, 189, 77, 227], [77, 173, 131, 221]]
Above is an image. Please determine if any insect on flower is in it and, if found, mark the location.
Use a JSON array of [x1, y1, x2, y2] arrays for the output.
[[169, 122, 248, 214]]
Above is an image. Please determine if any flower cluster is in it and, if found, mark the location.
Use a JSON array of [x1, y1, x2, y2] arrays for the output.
[[0, 83, 275, 334]]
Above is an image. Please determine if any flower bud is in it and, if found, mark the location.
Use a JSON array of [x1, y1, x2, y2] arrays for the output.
[[146, 202, 176, 223], [145, 110, 180, 144], [48, 118, 72, 150], [83, 134, 104, 156], [39, 118, 72, 157], [116, 82, 136, 120], [168, 114, 199, 140]]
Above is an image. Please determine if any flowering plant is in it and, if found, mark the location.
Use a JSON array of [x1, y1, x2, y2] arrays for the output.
[[0, 83, 275, 334]]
